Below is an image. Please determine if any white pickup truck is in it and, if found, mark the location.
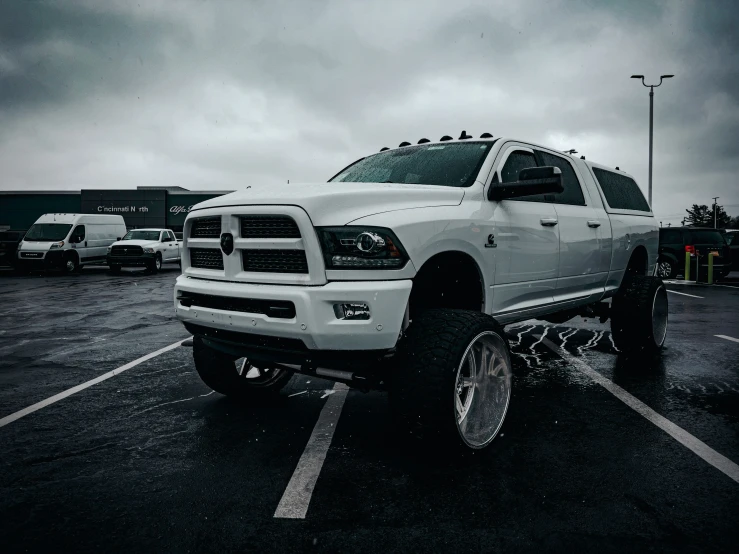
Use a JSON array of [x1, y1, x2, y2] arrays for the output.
[[174, 133, 667, 451], [107, 228, 181, 274]]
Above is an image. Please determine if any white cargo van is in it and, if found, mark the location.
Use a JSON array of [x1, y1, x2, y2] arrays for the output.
[[17, 213, 127, 273]]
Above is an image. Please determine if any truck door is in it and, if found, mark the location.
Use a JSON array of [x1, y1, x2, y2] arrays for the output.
[[534, 149, 607, 303], [160, 231, 172, 261], [69, 225, 88, 262], [489, 145, 560, 316]]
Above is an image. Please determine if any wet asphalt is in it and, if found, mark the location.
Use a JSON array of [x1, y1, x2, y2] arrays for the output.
[[0, 267, 738, 553]]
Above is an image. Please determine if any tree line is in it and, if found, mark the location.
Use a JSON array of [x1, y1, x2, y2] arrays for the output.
[[682, 204, 739, 228]]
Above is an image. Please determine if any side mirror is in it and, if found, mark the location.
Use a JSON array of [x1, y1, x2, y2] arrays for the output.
[[117, 237, 122, 241], [488, 166, 564, 201]]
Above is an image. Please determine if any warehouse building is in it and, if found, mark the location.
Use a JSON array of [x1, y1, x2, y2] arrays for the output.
[[0, 186, 232, 234]]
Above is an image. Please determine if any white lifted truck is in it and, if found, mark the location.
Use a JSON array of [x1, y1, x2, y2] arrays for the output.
[[174, 133, 668, 451]]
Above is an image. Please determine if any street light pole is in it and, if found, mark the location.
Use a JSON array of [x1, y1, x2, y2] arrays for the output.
[[712, 196, 719, 228], [631, 74, 674, 208]]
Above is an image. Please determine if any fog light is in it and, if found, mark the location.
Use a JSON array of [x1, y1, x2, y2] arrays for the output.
[[334, 303, 371, 320]]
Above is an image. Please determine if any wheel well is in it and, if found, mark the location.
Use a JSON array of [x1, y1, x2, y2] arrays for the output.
[[625, 246, 649, 277], [64, 250, 78, 262], [409, 251, 484, 319]]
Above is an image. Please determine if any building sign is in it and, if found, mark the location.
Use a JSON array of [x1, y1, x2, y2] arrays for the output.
[[97, 205, 150, 213], [81, 190, 166, 228], [166, 193, 223, 228]]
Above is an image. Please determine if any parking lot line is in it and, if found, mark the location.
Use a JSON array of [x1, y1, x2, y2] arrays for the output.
[[715, 335, 739, 344], [0, 339, 186, 429], [540, 337, 739, 484], [274, 382, 349, 519], [666, 290, 704, 299]]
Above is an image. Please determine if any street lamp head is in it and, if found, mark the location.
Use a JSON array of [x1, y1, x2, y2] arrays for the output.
[[631, 75, 644, 79]]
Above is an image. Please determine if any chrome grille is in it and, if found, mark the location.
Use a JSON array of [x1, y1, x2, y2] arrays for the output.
[[242, 249, 308, 274], [191, 217, 221, 238], [241, 215, 301, 239], [110, 245, 143, 257], [190, 248, 224, 270]]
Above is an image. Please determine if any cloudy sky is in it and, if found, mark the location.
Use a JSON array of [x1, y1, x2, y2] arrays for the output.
[[1, 0, 738, 224]]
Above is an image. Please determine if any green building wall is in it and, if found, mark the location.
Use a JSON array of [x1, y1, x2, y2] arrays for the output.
[[0, 193, 81, 230]]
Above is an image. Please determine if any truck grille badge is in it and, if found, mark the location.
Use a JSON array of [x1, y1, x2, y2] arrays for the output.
[[220, 233, 234, 255]]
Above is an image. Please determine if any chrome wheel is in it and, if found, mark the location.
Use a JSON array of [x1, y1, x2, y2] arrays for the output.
[[65, 259, 76, 272], [657, 261, 672, 279], [454, 331, 511, 449], [235, 358, 287, 388], [155, 256, 162, 270], [651, 284, 668, 347]]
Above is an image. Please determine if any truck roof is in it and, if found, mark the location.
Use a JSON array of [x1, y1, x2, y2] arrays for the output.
[[34, 213, 127, 225], [374, 136, 630, 179]]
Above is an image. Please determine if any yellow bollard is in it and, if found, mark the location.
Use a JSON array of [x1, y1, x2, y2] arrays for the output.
[[708, 251, 718, 285], [684, 251, 691, 281]]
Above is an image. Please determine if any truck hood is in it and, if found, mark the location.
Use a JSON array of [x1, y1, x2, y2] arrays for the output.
[[110, 240, 160, 248], [18, 241, 57, 252], [190, 182, 466, 226]]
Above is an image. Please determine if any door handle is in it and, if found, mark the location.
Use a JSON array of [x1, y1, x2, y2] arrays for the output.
[[540, 218, 558, 226], [587, 220, 601, 228]]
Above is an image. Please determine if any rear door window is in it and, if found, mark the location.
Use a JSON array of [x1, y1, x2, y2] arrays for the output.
[[686, 230, 727, 246], [535, 150, 586, 206], [591, 168, 650, 211], [659, 229, 682, 244]]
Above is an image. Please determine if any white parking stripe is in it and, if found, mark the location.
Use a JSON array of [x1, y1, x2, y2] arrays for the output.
[[274, 382, 349, 519], [540, 337, 739, 484], [715, 335, 739, 344], [0, 339, 186, 429], [667, 290, 704, 298]]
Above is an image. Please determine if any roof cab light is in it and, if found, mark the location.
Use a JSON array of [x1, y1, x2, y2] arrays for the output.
[[316, 227, 409, 270]]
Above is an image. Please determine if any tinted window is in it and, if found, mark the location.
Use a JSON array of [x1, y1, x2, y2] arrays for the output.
[[24, 224, 72, 241], [730, 233, 739, 246], [331, 142, 492, 188], [592, 168, 650, 211], [536, 151, 585, 206], [659, 229, 682, 244], [686, 230, 727, 246], [498, 150, 548, 203], [71, 225, 85, 241], [500, 151, 537, 183]]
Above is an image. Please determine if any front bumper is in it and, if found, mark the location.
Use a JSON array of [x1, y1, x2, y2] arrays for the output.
[[107, 253, 156, 267], [17, 250, 64, 270], [174, 276, 412, 352]]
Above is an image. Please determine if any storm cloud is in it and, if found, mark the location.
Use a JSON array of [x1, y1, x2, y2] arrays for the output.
[[1, 0, 738, 224]]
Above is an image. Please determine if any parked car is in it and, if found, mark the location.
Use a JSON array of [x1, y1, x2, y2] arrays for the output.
[[173, 133, 666, 452], [658, 227, 731, 280], [17, 214, 127, 273], [107, 228, 181, 273], [724, 230, 739, 271], [0, 230, 26, 270]]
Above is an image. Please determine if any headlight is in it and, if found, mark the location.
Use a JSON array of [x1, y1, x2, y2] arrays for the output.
[[142, 247, 155, 254], [107, 246, 112, 253], [49, 241, 64, 250], [316, 227, 408, 269]]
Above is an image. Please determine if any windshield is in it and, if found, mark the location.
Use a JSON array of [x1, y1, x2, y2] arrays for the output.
[[24, 223, 72, 242], [688, 230, 727, 245], [330, 142, 493, 187], [122, 230, 160, 241]]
